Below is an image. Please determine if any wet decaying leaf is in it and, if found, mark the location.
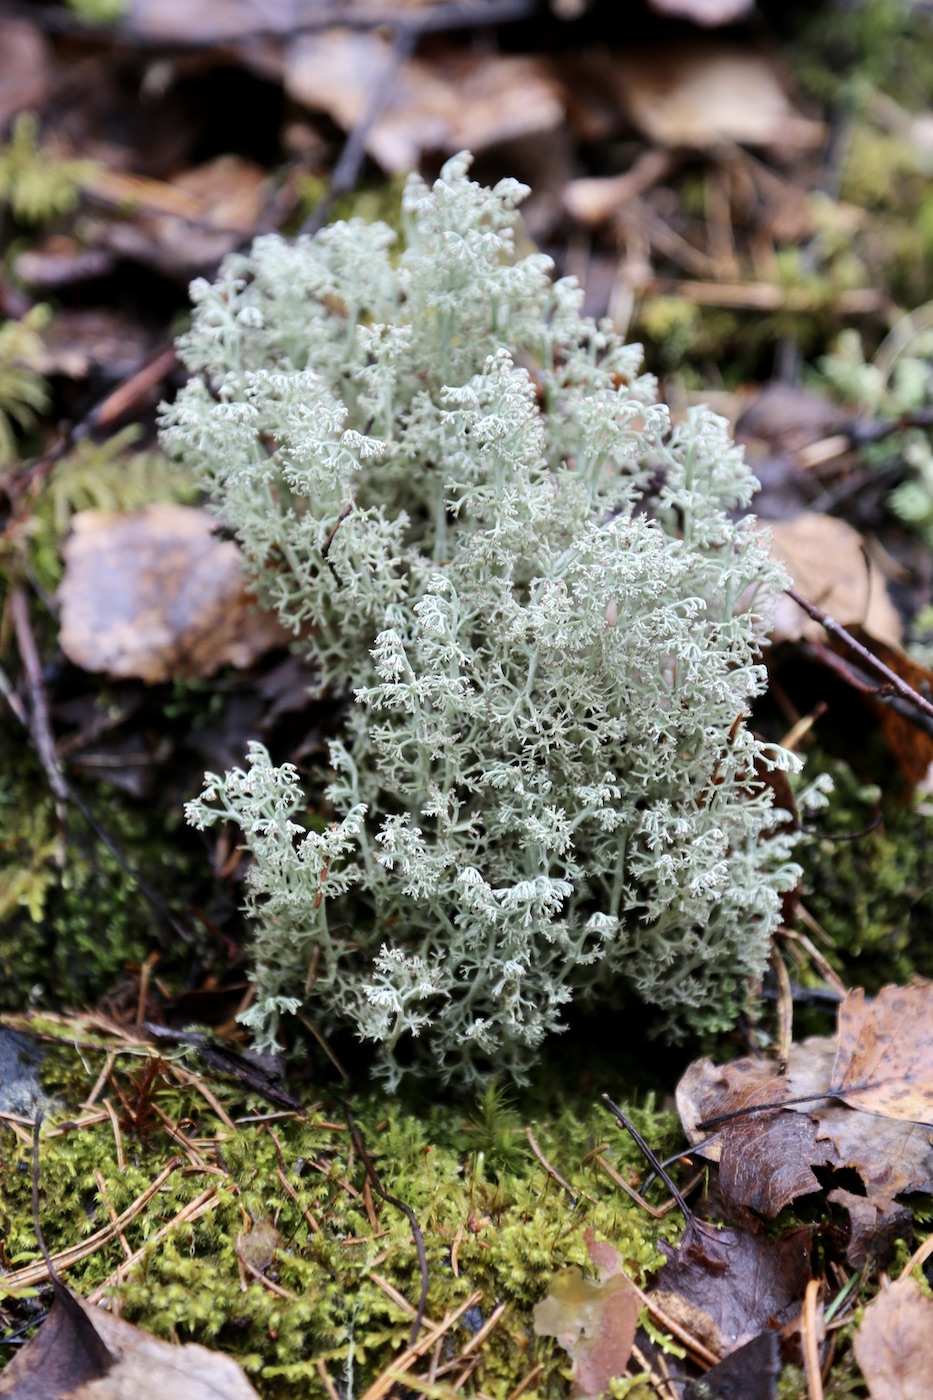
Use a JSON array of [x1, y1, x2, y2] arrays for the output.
[[853, 1277, 933, 1400], [532, 1230, 639, 1398], [0, 1284, 260, 1398], [652, 1223, 812, 1358], [683, 1330, 780, 1400], [677, 982, 933, 1264], [58, 505, 290, 684], [677, 1052, 831, 1214], [826, 1188, 913, 1271]]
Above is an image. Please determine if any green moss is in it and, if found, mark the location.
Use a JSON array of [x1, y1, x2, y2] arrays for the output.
[[0, 1042, 683, 1398], [797, 756, 933, 991], [0, 114, 94, 225], [0, 741, 203, 1013]]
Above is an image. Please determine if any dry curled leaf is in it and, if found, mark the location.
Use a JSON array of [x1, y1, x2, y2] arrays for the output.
[[58, 505, 289, 684], [285, 31, 563, 173], [612, 42, 824, 150]]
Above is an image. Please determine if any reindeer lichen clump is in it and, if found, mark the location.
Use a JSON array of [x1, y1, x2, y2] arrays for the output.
[[162, 154, 800, 1087]]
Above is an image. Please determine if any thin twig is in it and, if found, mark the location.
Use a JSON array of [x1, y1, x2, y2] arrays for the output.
[[786, 586, 933, 727], [359, 1291, 483, 1400], [601, 1096, 697, 1229], [525, 1126, 594, 1202], [10, 584, 68, 806], [344, 1103, 430, 1346], [801, 1278, 825, 1400]]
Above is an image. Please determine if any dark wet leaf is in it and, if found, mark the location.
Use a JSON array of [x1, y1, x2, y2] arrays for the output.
[[652, 1223, 812, 1357], [0, 1283, 114, 1399], [683, 1330, 780, 1400], [0, 1286, 261, 1399]]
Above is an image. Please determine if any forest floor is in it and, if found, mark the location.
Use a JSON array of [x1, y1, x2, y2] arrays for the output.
[[3, 1, 933, 1397]]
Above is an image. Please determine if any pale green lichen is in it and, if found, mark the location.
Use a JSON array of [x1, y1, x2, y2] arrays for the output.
[[162, 153, 801, 1086]]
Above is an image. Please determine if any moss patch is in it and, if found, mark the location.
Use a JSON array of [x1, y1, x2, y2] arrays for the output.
[[0, 1035, 681, 1398]]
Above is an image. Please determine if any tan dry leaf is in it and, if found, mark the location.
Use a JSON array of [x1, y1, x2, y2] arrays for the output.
[[84, 157, 268, 279], [769, 512, 902, 646], [854, 1277, 933, 1400], [58, 505, 290, 684], [285, 30, 563, 173], [833, 982, 933, 1124], [612, 42, 824, 150]]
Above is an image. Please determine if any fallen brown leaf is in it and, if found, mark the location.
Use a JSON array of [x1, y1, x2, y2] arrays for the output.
[[612, 42, 824, 150], [0, 1280, 114, 1399], [769, 512, 902, 646], [0, 1285, 260, 1398], [284, 31, 564, 173], [830, 628, 933, 787], [82, 157, 269, 279], [532, 1229, 639, 1398], [676, 1055, 831, 1214], [653, 1222, 812, 1357], [833, 982, 933, 1123], [826, 1187, 912, 1270], [58, 505, 290, 684], [853, 1277, 933, 1400], [0, 18, 50, 128], [678, 984, 933, 1263], [683, 1330, 780, 1400]]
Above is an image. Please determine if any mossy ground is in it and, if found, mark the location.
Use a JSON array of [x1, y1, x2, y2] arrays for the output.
[[0, 1033, 681, 1399]]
